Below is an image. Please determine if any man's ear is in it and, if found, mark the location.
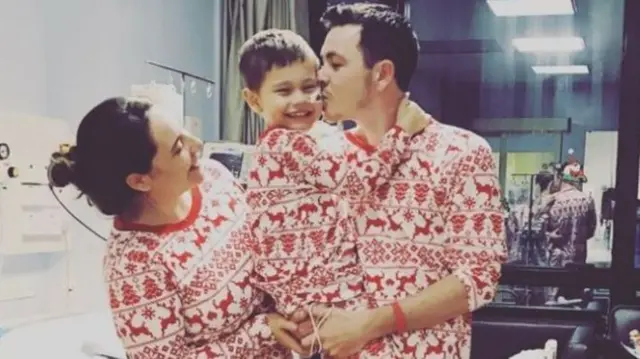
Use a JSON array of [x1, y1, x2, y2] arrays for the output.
[[242, 88, 263, 114], [125, 173, 152, 192], [372, 60, 395, 92]]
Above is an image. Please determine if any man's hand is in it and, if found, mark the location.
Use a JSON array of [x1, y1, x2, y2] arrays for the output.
[[265, 313, 306, 355], [300, 306, 377, 358], [396, 94, 429, 135]]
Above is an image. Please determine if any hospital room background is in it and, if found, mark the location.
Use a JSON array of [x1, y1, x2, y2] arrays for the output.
[[0, 0, 223, 324], [0, 0, 631, 357]]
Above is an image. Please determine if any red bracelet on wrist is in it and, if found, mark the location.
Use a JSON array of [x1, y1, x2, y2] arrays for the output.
[[391, 301, 407, 333]]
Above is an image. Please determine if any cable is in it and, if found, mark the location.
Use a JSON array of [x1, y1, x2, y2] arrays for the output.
[[48, 184, 108, 242]]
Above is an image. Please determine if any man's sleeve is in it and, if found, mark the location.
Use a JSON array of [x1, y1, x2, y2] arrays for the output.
[[443, 135, 508, 311]]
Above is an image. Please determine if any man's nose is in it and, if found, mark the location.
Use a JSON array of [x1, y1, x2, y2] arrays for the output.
[[318, 65, 328, 86]]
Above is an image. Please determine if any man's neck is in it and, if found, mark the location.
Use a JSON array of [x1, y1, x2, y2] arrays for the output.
[[561, 182, 578, 191], [353, 95, 403, 146]]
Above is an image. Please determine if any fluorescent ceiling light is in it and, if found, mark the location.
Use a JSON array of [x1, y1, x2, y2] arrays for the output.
[[513, 36, 585, 53], [532, 65, 589, 75], [487, 0, 575, 17]]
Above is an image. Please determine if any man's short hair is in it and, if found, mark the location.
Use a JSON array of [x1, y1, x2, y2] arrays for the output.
[[238, 29, 316, 91], [320, 3, 419, 91]]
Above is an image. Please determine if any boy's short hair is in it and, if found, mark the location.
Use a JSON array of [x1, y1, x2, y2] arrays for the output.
[[239, 29, 317, 92]]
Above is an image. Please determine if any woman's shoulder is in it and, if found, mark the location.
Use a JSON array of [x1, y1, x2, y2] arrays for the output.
[[103, 229, 167, 281]]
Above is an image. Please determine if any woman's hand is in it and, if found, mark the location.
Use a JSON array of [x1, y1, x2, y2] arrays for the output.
[[265, 313, 306, 355]]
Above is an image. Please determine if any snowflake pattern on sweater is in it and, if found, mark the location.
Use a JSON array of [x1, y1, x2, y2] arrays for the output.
[[324, 119, 507, 359], [104, 160, 291, 359]]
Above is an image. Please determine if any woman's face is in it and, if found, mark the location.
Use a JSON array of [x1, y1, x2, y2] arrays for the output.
[[126, 104, 204, 200]]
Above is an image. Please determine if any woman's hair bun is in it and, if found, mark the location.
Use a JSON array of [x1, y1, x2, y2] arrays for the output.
[[48, 146, 76, 188]]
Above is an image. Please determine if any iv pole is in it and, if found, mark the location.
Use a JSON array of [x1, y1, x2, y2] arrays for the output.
[[146, 60, 215, 125]]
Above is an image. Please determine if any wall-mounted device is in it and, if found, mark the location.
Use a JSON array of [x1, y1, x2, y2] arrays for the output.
[[0, 113, 74, 303]]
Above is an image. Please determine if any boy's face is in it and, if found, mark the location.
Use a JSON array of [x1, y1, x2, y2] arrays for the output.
[[244, 58, 321, 131]]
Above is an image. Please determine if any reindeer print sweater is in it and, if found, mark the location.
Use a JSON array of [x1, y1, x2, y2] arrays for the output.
[[328, 119, 507, 359], [245, 126, 411, 316], [104, 161, 291, 359]]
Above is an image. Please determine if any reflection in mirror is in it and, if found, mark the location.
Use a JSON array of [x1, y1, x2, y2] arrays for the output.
[[407, 0, 622, 272]]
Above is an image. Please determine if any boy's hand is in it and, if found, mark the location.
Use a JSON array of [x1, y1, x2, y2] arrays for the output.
[[396, 94, 428, 135]]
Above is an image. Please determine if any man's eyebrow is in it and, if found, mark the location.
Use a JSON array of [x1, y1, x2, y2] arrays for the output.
[[323, 51, 341, 61]]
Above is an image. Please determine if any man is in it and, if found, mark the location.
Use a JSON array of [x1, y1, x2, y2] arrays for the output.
[[509, 167, 556, 266], [297, 3, 507, 358], [546, 153, 597, 301]]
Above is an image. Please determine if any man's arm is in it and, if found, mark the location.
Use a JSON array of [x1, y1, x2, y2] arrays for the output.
[[368, 136, 507, 335]]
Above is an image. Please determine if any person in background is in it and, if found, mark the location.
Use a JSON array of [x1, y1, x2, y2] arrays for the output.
[[546, 151, 597, 301], [237, 28, 427, 357], [294, 3, 507, 358], [48, 95, 299, 358], [509, 167, 556, 266], [501, 167, 556, 305]]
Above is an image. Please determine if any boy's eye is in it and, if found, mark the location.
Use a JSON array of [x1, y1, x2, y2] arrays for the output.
[[275, 88, 292, 95], [303, 84, 319, 93]]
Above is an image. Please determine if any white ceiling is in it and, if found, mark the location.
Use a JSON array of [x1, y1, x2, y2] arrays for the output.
[[409, 0, 624, 84]]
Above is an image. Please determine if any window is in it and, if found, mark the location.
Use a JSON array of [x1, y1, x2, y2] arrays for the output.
[[406, 0, 633, 305]]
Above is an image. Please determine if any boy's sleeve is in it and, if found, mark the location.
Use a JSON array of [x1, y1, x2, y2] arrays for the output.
[[248, 126, 410, 198]]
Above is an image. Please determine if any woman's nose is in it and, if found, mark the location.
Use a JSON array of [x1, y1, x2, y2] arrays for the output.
[[193, 139, 203, 153], [186, 135, 203, 153]]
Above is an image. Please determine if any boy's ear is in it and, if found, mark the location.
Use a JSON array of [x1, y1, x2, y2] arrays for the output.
[[242, 88, 263, 114]]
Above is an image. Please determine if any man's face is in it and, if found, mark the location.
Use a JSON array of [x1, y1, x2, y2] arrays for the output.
[[318, 25, 373, 122]]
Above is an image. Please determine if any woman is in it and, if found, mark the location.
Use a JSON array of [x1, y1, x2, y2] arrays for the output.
[[48, 97, 298, 358]]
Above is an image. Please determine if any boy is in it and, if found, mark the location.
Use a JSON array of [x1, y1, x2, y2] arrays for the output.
[[239, 29, 425, 357]]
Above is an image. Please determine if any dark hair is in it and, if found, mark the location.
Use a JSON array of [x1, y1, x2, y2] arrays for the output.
[[48, 97, 157, 216], [320, 2, 419, 91], [239, 29, 317, 91], [535, 171, 554, 191]]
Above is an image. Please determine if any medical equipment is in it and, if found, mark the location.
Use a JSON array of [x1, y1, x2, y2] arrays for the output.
[[0, 113, 78, 321], [145, 60, 215, 127], [203, 141, 255, 183], [130, 82, 203, 140]]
